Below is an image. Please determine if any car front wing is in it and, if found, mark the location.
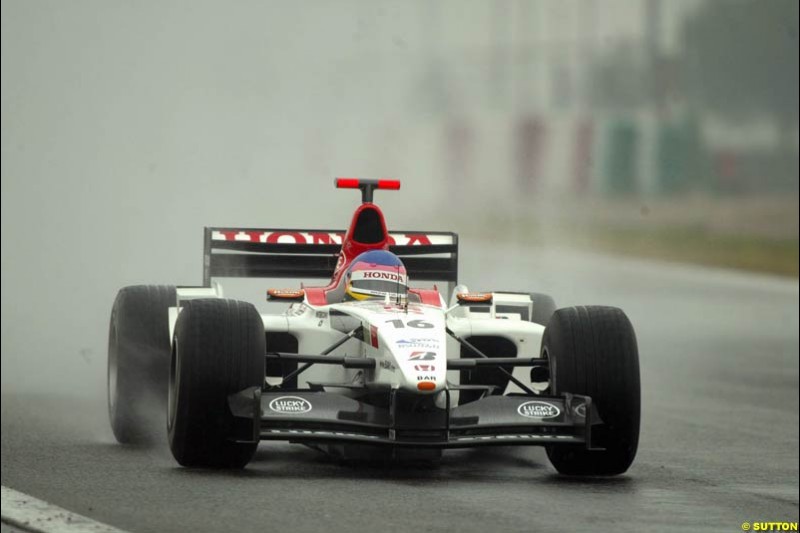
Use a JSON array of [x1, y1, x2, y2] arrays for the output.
[[228, 387, 602, 449]]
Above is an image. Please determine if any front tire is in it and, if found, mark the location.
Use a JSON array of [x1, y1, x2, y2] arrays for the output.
[[543, 306, 640, 476], [168, 299, 265, 468], [108, 285, 176, 444]]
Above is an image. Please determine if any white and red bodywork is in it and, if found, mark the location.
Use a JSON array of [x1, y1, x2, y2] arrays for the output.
[[169, 183, 545, 404]]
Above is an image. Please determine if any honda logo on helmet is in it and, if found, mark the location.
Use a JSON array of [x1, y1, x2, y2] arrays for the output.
[[362, 271, 404, 281], [350, 270, 407, 284]]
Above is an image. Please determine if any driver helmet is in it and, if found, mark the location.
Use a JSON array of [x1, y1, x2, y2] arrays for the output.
[[344, 250, 408, 301]]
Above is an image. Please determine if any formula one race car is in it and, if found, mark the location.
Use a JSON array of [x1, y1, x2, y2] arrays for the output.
[[107, 178, 640, 476]]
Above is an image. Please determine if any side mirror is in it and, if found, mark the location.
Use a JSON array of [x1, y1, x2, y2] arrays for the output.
[[267, 288, 305, 302], [455, 292, 493, 306]]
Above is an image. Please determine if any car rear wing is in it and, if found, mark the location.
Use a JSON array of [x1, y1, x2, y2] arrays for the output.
[[203, 227, 458, 288]]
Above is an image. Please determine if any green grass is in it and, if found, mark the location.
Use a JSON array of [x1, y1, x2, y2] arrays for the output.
[[559, 224, 799, 277], [442, 203, 799, 278]]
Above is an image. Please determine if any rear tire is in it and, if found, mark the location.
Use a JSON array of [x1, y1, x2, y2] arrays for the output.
[[543, 306, 640, 476], [108, 285, 176, 444], [168, 299, 265, 468]]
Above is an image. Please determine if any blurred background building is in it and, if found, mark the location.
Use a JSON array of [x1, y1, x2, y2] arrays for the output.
[[382, 0, 798, 206]]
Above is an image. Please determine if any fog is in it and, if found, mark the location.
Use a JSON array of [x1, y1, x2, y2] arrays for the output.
[[2, 0, 797, 396]]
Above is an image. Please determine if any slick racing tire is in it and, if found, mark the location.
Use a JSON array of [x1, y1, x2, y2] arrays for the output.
[[543, 306, 640, 476], [168, 299, 265, 468], [108, 284, 176, 444]]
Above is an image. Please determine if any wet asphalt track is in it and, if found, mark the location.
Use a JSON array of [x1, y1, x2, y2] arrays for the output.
[[2, 244, 798, 533]]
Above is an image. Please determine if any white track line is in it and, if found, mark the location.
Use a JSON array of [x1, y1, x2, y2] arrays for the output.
[[1, 486, 127, 533]]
